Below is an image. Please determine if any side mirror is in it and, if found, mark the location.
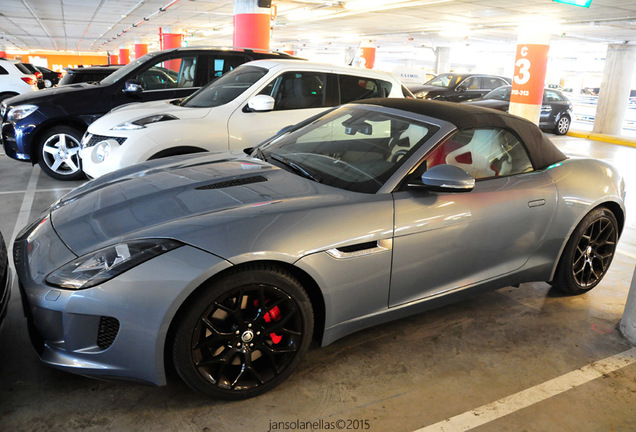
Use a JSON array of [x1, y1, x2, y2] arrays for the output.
[[123, 79, 143, 95], [247, 95, 275, 112], [410, 164, 475, 193]]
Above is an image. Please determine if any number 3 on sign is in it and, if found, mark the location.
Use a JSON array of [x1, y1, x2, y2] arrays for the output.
[[514, 58, 531, 85]]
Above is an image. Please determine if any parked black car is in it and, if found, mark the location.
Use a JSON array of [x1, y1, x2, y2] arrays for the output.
[[409, 73, 510, 102], [35, 66, 63, 88], [463, 85, 574, 135], [20, 63, 45, 89], [58, 65, 123, 85], [0, 47, 302, 180]]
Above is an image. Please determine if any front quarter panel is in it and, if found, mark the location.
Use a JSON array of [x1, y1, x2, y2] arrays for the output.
[[544, 158, 626, 277]]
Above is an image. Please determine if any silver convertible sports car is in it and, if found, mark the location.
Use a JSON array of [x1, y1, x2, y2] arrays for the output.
[[14, 99, 625, 399]]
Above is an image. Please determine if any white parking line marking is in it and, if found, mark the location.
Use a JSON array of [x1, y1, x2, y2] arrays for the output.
[[617, 249, 636, 260], [9, 168, 40, 262], [414, 347, 636, 432], [0, 187, 74, 196]]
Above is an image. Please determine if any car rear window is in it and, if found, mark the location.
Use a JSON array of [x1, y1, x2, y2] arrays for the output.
[[14, 63, 32, 75]]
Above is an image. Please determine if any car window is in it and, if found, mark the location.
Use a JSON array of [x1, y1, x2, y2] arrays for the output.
[[261, 105, 439, 193], [339, 75, 392, 103], [426, 74, 463, 88], [483, 77, 506, 89], [424, 127, 533, 179], [263, 72, 328, 110], [136, 56, 195, 90], [14, 63, 31, 75], [210, 56, 247, 78], [462, 76, 480, 90], [543, 90, 565, 102], [0, 66, 6, 75], [484, 86, 511, 100], [180, 65, 268, 108]]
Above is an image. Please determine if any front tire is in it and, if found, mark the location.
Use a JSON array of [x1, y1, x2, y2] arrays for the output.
[[552, 207, 618, 295], [172, 265, 314, 399], [37, 126, 86, 181]]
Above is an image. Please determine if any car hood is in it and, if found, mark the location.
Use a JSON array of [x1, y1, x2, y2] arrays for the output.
[[3, 82, 102, 106], [91, 99, 211, 129], [49, 152, 374, 258]]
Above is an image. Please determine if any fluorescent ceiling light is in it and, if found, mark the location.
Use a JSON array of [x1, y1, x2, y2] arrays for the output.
[[345, 0, 405, 10]]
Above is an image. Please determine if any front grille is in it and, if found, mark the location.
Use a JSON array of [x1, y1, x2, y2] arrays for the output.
[[82, 134, 127, 149], [97, 316, 120, 350], [195, 175, 268, 190]]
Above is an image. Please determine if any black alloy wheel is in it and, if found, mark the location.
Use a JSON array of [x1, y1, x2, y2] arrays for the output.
[[552, 207, 618, 294], [172, 265, 313, 399]]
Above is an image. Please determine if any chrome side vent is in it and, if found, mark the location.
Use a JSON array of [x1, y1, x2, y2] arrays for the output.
[[195, 175, 268, 190], [327, 239, 393, 259]]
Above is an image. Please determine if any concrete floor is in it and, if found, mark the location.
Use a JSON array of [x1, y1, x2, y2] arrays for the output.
[[0, 135, 635, 432]]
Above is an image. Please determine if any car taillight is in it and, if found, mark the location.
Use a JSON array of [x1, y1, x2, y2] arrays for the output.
[[35, 72, 43, 79], [56, 72, 63, 78], [21, 77, 37, 85]]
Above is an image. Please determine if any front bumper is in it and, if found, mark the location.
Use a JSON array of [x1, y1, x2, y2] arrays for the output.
[[13, 216, 231, 385]]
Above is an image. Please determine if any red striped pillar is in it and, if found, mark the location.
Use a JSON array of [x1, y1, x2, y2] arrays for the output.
[[359, 42, 376, 69], [160, 29, 184, 71], [135, 39, 148, 59], [509, 31, 550, 125], [233, 0, 271, 50], [109, 54, 119, 65], [119, 47, 130, 64]]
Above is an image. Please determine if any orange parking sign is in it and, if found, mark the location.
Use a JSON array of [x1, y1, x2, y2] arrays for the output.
[[510, 44, 549, 105]]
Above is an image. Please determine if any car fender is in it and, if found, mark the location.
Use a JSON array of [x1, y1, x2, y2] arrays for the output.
[[544, 158, 626, 279]]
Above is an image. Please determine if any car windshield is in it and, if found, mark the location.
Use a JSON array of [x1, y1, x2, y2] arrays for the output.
[[424, 73, 465, 88], [179, 65, 268, 108], [100, 51, 163, 85], [483, 86, 511, 100], [257, 105, 438, 194]]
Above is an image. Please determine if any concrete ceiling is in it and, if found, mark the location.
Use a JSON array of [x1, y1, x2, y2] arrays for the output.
[[1, 0, 635, 56]]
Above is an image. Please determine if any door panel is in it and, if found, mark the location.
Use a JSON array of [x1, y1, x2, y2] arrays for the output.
[[389, 171, 557, 307]]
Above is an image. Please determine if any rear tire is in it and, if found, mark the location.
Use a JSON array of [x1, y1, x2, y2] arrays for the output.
[[552, 207, 618, 295], [554, 115, 570, 135], [172, 264, 314, 399]]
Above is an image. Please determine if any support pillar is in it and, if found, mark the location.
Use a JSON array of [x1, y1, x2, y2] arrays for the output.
[[620, 266, 636, 345], [359, 41, 376, 69], [135, 38, 148, 59], [160, 28, 184, 71], [593, 44, 636, 136], [119, 46, 130, 64], [109, 53, 119, 65], [0, 47, 6, 58], [509, 30, 550, 125], [233, 0, 271, 50], [435, 47, 451, 75]]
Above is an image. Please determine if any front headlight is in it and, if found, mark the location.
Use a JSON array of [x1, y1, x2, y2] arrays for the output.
[[112, 113, 178, 130], [8, 104, 38, 122], [46, 238, 183, 290]]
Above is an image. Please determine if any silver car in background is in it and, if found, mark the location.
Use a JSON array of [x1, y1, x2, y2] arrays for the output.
[[13, 99, 625, 399]]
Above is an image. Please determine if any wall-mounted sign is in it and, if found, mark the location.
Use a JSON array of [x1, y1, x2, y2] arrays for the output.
[[553, 0, 592, 8], [510, 44, 550, 106]]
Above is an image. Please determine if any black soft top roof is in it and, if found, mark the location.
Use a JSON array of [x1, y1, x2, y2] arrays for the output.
[[355, 98, 567, 170]]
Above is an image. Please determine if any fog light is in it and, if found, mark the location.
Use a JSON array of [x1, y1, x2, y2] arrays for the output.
[[95, 141, 111, 163]]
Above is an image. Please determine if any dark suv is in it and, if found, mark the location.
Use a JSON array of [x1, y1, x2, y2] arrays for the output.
[[58, 65, 123, 85], [409, 73, 510, 102], [1, 47, 300, 180]]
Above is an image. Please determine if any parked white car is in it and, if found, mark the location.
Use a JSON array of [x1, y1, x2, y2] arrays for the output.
[[0, 58, 38, 102], [79, 59, 411, 178]]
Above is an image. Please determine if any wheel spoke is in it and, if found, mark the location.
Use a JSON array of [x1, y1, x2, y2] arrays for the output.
[[50, 158, 63, 172], [65, 158, 79, 172]]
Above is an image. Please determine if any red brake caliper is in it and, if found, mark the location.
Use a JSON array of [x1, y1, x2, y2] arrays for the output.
[[255, 300, 283, 344]]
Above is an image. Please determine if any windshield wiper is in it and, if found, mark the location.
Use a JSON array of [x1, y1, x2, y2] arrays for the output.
[[269, 154, 321, 183]]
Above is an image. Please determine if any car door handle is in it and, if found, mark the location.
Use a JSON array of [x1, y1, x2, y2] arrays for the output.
[[528, 199, 546, 208]]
